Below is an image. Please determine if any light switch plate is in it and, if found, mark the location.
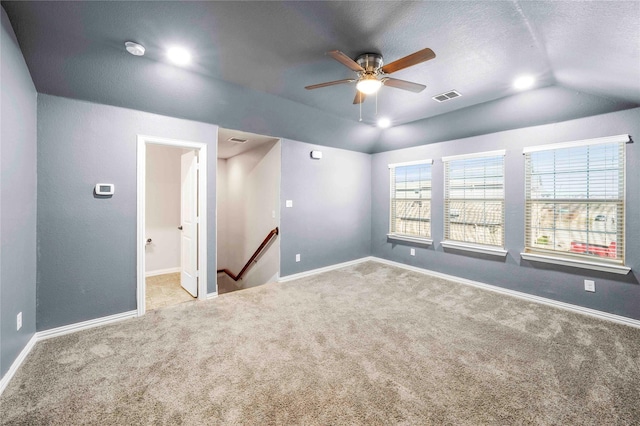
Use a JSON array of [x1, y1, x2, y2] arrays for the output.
[[295, 254, 300, 262], [584, 280, 595, 292], [286, 200, 293, 208], [410, 248, 415, 256]]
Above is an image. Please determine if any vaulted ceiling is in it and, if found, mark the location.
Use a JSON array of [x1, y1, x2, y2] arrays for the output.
[[3, 1, 639, 153]]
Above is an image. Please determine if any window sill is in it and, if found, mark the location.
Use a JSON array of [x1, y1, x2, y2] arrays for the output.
[[387, 234, 433, 246], [441, 241, 508, 257], [520, 252, 631, 275]]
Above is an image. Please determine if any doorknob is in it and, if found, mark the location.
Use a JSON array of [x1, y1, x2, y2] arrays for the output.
[[178, 226, 183, 230]]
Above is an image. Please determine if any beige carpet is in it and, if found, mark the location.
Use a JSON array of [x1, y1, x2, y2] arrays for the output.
[[2, 261, 639, 424]]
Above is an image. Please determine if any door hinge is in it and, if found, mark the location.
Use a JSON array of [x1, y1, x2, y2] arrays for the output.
[[196, 270, 199, 278]]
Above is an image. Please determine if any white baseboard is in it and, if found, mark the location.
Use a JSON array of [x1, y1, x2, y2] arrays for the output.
[[36, 310, 138, 341], [268, 272, 280, 284], [0, 334, 37, 396], [278, 257, 373, 282], [371, 256, 640, 329], [145, 267, 181, 277], [207, 292, 218, 300]]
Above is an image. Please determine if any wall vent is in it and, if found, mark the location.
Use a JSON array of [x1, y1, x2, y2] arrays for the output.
[[228, 137, 248, 144], [432, 90, 462, 103]]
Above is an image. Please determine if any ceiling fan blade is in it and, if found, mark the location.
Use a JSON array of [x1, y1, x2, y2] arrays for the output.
[[305, 79, 355, 90], [353, 91, 366, 104], [327, 50, 365, 72], [383, 78, 426, 93], [381, 48, 436, 74]]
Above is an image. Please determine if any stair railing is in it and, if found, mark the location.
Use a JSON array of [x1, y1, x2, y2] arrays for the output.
[[217, 227, 279, 281]]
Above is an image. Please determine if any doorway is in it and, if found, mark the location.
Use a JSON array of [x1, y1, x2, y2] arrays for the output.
[[216, 128, 281, 294], [136, 135, 208, 316]]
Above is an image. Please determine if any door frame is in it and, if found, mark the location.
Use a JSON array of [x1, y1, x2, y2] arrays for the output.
[[136, 135, 208, 316]]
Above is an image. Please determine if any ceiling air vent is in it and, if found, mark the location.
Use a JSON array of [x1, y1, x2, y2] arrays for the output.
[[432, 90, 462, 103], [228, 137, 248, 144]]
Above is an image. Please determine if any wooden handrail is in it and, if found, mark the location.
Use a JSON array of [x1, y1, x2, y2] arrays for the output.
[[217, 227, 279, 281]]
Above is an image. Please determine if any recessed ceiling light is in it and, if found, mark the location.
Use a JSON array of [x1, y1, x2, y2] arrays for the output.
[[125, 41, 145, 56], [377, 118, 391, 128], [167, 46, 191, 66], [513, 75, 535, 90]]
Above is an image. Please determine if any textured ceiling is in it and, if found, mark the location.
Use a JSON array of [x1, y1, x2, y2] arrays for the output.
[[2, 1, 639, 153], [218, 128, 279, 160]]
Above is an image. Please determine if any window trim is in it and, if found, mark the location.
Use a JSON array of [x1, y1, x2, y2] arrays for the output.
[[441, 240, 508, 257], [388, 159, 434, 168], [522, 134, 631, 272], [388, 159, 433, 242], [442, 149, 506, 162], [443, 150, 506, 249], [522, 134, 631, 154], [387, 233, 433, 246], [520, 252, 631, 275]]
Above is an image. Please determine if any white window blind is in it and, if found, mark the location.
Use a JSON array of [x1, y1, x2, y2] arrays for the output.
[[389, 161, 432, 239], [443, 152, 505, 247], [524, 137, 627, 264]]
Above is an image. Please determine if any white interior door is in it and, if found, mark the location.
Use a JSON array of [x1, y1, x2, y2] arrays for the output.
[[180, 150, 198, 297]]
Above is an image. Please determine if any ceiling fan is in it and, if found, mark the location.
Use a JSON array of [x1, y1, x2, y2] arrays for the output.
[[305, 48, 436, 104]]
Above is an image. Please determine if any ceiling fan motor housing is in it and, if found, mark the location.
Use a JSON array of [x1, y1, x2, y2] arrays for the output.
[[356, 53, 384, 74]]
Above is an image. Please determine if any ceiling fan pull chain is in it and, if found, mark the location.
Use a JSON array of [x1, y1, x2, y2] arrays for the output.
[[376, 91, 378, 116], [359, 96, 362, 121]]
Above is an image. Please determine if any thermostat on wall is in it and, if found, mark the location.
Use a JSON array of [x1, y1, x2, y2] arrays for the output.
[[95, 183, 115, 195]]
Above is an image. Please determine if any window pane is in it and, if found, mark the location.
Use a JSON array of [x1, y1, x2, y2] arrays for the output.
[[525, 141, 624, 263], [392, 199, 431, 237], [446, 200, 503, 246], [444, 154, 505, 247], [390, 162, 431, 239]]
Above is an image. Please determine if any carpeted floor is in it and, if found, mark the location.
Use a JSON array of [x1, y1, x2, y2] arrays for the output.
[[2, 261, 639, 425]]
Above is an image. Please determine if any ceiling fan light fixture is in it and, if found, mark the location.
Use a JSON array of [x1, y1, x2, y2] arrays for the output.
[[356, 77, 382, 94]]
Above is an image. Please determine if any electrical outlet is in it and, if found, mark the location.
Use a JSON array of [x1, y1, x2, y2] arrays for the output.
[[286, 200, 293, 208], [410, 248, 416, 256], [272, 210, 276, 218], [17, 312, 22, 331], [295, 254, 300, 262], [584, 280, 595, 292]]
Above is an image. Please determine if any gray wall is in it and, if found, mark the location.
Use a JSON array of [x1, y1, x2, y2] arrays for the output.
[[37, 94, 218, 331], [0, 7, 37, 377], [372, 108, 640, 320], [280, 139, 371, 277]]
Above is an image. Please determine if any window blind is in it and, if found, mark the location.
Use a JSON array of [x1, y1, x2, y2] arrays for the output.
[[443, 152, 505, 247], [389, 161, 432, 239], [524, 138, 626, 264]]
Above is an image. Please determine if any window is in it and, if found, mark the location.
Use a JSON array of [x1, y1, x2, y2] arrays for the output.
[[523, 135, 630, 271], [388, 160, 432, 243], [443, 151, 505, 250]]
